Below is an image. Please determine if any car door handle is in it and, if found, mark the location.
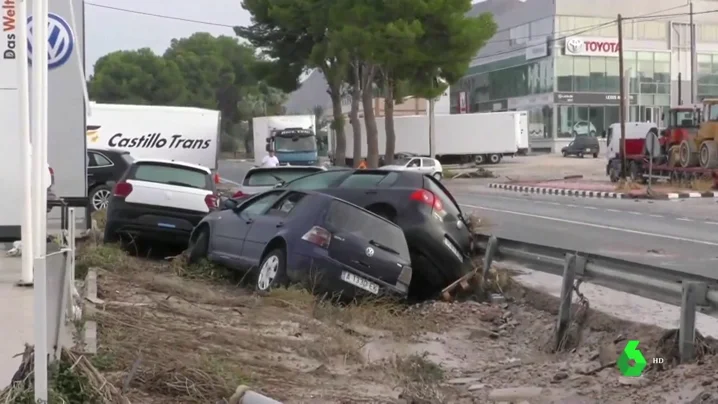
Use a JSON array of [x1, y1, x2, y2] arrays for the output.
[[245, 219, 253, 225], [365, 190, 377, 195], [276, 222, 284, 228]]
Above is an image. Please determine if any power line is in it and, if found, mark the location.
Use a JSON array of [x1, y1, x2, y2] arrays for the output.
[[484, 3, 690, 45], [470, 9, 718, 63], [84, 2, 237, 28]]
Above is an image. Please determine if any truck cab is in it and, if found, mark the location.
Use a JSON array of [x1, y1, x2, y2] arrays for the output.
[[266, 127, 319, 166]]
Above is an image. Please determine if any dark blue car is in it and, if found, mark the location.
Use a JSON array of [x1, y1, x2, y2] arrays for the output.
[[187, 189, 413, 299]]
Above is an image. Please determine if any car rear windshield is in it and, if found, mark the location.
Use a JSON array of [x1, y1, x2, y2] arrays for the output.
[[132, 163, 210, 189], [423, 176, 462, 217], [325, 200, 410, 258], [244, 168, 323, 186]]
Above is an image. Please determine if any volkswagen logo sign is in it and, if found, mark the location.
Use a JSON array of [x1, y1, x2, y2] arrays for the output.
[[565, 38, 584, 54], [27, 13, 75, 70], [365, 247, 375, 257]]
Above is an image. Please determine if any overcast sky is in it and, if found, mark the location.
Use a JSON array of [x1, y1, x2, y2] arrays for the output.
[[85, 0, 252, 74]]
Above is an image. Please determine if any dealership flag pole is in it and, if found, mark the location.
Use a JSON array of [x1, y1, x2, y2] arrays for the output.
[[18, 0, 34, 285], [30, 0, 49, 400]]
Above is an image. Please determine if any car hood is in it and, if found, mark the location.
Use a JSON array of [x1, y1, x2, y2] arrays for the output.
[[379, 165, 406, 170]]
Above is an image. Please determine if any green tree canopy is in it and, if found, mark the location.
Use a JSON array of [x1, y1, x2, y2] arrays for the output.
[[89, 48, 188, 105]]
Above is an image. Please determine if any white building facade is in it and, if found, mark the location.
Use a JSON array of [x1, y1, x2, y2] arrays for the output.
[[453, 0, 718, 152]]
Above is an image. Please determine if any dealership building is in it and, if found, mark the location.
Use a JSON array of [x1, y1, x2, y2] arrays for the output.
[[454, 0, 718, 152]]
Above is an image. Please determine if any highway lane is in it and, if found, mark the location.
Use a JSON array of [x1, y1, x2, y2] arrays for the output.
[[450, 188, 718, 278]]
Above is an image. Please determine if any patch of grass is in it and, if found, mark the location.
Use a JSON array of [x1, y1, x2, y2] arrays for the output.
[[690, 176, 715, 192], [75, 243, 127, 280], [443, 168, 457, 178], [91, 209, 107, 232], [396, 353, 444, 383]]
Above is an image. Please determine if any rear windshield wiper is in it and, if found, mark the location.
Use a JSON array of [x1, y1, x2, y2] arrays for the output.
[[167, 181, 199, 188], [369, 239, 399, 255]]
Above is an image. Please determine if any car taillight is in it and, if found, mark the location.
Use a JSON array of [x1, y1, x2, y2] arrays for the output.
[[301, 226, 332, 248], [205, 193, 219, 209], [232, 190, 245, 199], [409, 189, 443, 212], [113, 182, 133, 197], [214, 173, 220, 184]]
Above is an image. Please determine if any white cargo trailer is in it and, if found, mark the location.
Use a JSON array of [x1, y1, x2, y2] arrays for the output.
[[87, 103, 221, 170], [339, 112, 522, 165]]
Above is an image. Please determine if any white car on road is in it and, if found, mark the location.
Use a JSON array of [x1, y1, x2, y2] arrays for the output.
[[379, 156, 444, 180]]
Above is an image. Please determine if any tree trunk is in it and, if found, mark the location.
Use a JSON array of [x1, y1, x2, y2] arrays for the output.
[[350, 85, 362, 168], [361, 65, 379, 168], [383, 74, 396, 166], [328, 85, 346, 166]]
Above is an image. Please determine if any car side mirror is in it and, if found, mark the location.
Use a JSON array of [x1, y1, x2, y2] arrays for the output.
[[223, 198, 239, 210]]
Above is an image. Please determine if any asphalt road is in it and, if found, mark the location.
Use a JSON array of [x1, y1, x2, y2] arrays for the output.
[[450, 186, 718, 279], [217, 160, 718, 278]]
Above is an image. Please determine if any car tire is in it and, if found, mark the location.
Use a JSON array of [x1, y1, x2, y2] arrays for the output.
[[578, 152, 584, 158], [256, 248, 289, 292], [593, 153, 598, 158], [89, 184, 112, 212], [188, 227, 209, 264], [432, 172, 442, 180], [562, 151, 568, 157]]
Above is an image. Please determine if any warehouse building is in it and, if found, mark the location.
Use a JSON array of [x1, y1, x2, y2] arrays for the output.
[[454, 0, 718, 152]]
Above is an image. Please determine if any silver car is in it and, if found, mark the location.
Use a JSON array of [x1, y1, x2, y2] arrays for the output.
[[231, 166, 327, 199]]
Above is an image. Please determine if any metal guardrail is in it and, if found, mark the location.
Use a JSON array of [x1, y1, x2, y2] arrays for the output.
[[474, 234, 718, 362]]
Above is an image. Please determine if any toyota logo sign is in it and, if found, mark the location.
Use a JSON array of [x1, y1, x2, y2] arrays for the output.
[[566, 38, 584, 54]]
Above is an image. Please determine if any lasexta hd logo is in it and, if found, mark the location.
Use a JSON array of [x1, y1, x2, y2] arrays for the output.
[[617, 340, 647, 377]]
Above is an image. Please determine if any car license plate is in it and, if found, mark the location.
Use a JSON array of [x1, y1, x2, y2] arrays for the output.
[[340, 271, 380, 295], [585, 148, 591, 152]]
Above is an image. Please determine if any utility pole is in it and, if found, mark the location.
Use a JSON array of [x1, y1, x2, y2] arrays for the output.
[[690, 0, 697, 103], [618, 14, 627, 179]]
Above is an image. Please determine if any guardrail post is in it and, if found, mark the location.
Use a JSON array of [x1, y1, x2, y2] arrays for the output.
[[481, 236, 499, 285], [679, 281, 704, 362], [555, 253, 576, 351]]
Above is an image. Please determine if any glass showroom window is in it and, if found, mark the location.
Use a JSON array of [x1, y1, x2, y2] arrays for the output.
[[573, 57, 590, 92], [698, 54, 713, 96], [557, 105, 575, 138], [623, 52, 638, 93], [637, 52, 655, 94], [589, 57, 606, 92], [606, 57, 620, 92], [556, 56, 573, 91]]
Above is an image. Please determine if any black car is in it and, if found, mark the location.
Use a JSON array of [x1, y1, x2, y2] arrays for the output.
[[87, 148, 134, 211], [275, 169, 472, 298], [561, 135, 600, 158], [188, 190, 412, 299]]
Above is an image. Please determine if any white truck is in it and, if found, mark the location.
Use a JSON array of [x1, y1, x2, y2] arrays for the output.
[[338, 111, 526, 165], [253, 115, 319, 166], [86, 102, 221, 170]]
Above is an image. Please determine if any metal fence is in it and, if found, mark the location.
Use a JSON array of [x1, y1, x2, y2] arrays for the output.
[[474, 234, 718, 361]]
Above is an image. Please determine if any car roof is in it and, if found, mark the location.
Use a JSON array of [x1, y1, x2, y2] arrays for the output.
[[290, 190, 400, 227], [132, 158, 211, 174], [246, 165, 326, 173]]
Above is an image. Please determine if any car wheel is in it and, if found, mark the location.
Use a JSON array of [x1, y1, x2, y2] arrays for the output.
[[562, 151, 568, 157], [578, 152, 584, 158], [488, 154, 502, 164], [593, 153, 598, 158], [432, 172, 442, 180], [188, 227, 209, 264], [89, 185, 112, 212], [256, 248, 288, 292]]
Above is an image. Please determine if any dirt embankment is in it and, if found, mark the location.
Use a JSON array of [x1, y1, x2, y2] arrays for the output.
[[67, 240, 718, 404]]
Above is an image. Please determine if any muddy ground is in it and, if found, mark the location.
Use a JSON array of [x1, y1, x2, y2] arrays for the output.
[[74, 241, 718, 404]]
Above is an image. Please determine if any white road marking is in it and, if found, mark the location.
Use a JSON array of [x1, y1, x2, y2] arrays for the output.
[[460, 203, 718, 247], [566, 204, 577, 208], [677, 218, 694, 222], [650, 214, 663, 218], [583, 206, 598, 210], [606, 209, 621, 212], [628, 211, 642, 215]]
